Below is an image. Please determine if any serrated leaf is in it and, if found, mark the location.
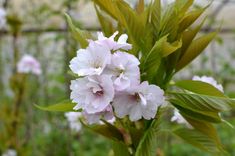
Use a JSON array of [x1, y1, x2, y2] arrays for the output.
[[175, 0, 194, 15], [64, 13, 89, 48], [178, 8, 206, 32], [171, 99, 222, 123], [174, 128, 222, 153], [93, 0, 126, 25], [115, 0, 146, 53], [35, 100, 76, 112], [180, 18, 206, 57], [150, 0, 161, 37], [169, 92, 235, 112], [159, 3, 179, 39], [175, 80, 225, 97], [95, 5, 115, 36], [176, 31, 217, 71], [182, 116, 227, 154]]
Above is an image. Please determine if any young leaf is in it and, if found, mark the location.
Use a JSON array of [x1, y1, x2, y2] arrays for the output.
[[149, 0, 161, 37], [175, 80, 225, 97], [178, 8, 206, 32], [95, 5, 115, 36], [64, 13, 90, 48], [180, 18, 206, 57], [176, 31, 217, 71], [143, 35, 181, 82], [175, 0, 194, 16], [115, 0, 147, 53], [136, 0, 145, 14], [93, 0, 126, 25], [35, 100, 76, 112]]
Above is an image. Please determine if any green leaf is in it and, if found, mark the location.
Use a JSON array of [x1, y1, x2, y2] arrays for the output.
[[135, 109, 162, 156], [159, 3, 179, 39], [143, 35, 181, 82], [171, 99, 222, 123], [136, 0, 145, 14], [162, 39, 182, 57], [182, 116, 226, 154], [93, 0, 126, 25], [180, 18, 206, 57], [175, 80, 225, 97], [35, 100, 76, 112], [112, 141, 131, 156], [174, 128, 222, 153], [178, 7, 206, 32], [176, 31, 217, 71], [150, 0, 161, 37], [95, 5, 115, 37], [175, 0, 194, 15], [82, 120, 124, 142], [115, 0, 146, 53], [64, 13, 90, 48], [169, 92, 235, 112]]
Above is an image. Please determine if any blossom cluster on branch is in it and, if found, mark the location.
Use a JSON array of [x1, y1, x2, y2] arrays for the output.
[[69, 32, 165, 124], [17, 54, 41, 75]]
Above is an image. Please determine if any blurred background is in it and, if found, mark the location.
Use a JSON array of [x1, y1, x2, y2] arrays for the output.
[[0, 0, 235, 155]]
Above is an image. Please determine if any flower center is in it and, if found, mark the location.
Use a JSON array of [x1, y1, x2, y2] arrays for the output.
[[95, 90, 104, 96], [130, 93, 147, 106]]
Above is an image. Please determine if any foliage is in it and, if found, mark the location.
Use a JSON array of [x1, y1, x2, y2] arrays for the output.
[[35, 0, 235, 156]]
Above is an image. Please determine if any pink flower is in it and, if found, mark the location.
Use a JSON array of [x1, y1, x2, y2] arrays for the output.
[[70, 75, 114, 114], [83, 105, 115, 124], [104, 51, 140, 91], [171, 109, 192, 128], [112, 81, 165, 121], [94, 31, 132, 51], [17, 54, 41, 75], [69, 42, 111, 76]]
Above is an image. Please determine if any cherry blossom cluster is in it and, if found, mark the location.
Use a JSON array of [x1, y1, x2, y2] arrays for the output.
[[17, 54, 42, 75], [69, 31, 165, 124]]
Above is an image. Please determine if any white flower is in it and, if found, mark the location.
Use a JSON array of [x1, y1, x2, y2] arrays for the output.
[[0, 8, 6, 28], [192, 75, 224, 92], [70, 75, 114, 114], [94, 31, 132, 51], [69, 41, 111, 76], [65, 112, 82, 132], [171, 109, 188, 124], [17, 54, 41, 75], [2, 149, 17, 156], [171, 109, 192, 128], [83, 105, 115, 124], [104, 51, 140, 91], [113, 81, 165, 121]]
